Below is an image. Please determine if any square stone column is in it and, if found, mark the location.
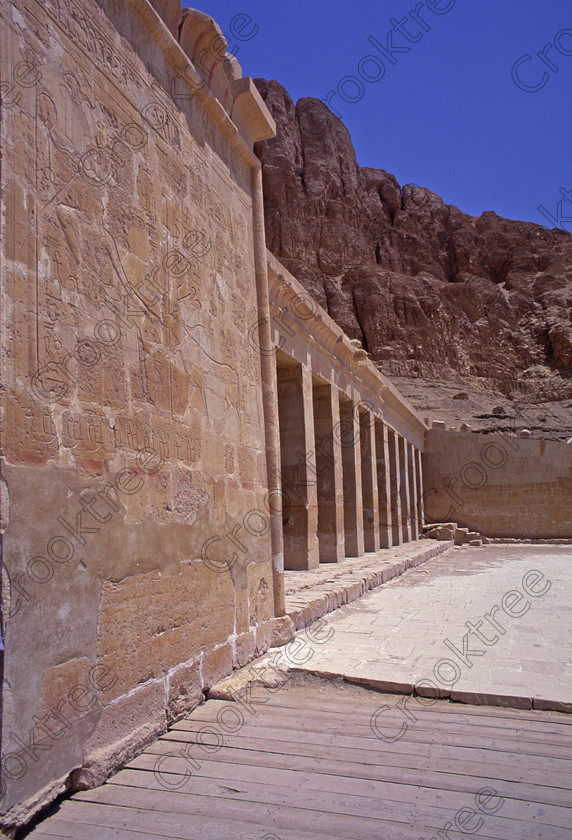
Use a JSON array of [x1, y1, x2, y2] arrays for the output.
[[313, 380, 345, 563], [408, 442, 419, 540], [339, 397, 364, 557], [276, 359, 319, 570], [375, 420, 393, 548], [398, 434, 412, 542], [387, 428, 402, 546], [415, 447, 425, 535], [360, 408, 380, 551]]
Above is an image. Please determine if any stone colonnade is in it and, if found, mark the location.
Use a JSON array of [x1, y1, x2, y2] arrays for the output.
[[267, 254, 426, 572], [275, 355, 424, 569]]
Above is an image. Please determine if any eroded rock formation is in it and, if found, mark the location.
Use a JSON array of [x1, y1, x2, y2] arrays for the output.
[[254, 79, 572, 438]]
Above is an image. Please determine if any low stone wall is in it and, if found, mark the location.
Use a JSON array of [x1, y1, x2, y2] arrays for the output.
[[423, 428, 572, 539]]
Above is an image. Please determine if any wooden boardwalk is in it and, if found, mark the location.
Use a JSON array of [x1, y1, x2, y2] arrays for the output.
[[27, 676, 572, 840]]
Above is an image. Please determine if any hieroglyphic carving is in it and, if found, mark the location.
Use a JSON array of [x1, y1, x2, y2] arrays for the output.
[[3, 0, 260, 458], [41, 0, 143, 91], [5, 389, 204, 465]]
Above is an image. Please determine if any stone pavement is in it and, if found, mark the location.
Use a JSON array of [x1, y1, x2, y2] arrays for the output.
[[289, 544, 572, 711], [284, 538, 452, 631]]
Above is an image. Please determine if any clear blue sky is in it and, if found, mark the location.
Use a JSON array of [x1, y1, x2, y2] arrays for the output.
[[201, 0, 571, 229]]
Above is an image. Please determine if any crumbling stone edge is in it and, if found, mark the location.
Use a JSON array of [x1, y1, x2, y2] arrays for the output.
[[208, 653, 572, 717], [336, 674, 572, 715]]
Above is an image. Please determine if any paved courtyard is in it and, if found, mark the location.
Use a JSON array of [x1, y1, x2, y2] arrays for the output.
[[293, 544, 572, 709]]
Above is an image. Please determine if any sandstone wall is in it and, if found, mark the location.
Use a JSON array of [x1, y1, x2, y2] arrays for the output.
[[0, 0, 276, 824], [423, 429, 572, 538]]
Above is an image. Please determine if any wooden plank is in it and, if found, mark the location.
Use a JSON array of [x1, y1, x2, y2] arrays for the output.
[[27, 682, 572, 840], [178, 699, 572, 746], [28, 832, 74, 840], [159, 724, 572, 782], [170, 716, 572, 760], [187, 691, 572, 730], [61, 788, 473, 840], [155, 725, 572, 781], [71, 781, 572, 840], [153, 730, 572, 795], [80, 774, 572, 840], [135, 739, 572, 806], [29, 810, 245, 840], [28, 800, 395, 840], [104, 766, 572, 837], [225, 684, 572, 728], [117, 752, 572, 823], [30, 821, 188, 840], [196, 690, 572, 730]]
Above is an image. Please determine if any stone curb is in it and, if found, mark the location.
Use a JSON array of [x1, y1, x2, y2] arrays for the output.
[[285, 540, 453, 632], [295, 671, 572, 715]]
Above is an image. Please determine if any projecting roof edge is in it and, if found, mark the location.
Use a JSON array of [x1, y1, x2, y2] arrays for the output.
[[266, 251, 428, 442]]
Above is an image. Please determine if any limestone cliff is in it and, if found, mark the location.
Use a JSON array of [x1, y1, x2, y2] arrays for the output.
[[254, 79, 572, 439]]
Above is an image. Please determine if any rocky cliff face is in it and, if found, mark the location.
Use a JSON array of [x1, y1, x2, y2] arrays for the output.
[[254, 79, 572, 439]]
